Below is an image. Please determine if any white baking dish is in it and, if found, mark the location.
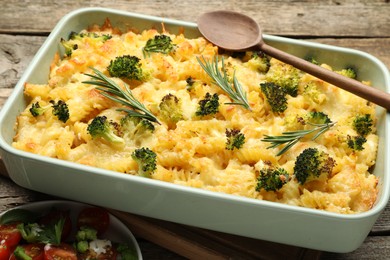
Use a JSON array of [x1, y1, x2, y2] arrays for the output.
[[0, 7, 389, 253]]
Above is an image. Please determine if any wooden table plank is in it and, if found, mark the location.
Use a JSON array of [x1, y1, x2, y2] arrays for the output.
[[1, 0, 389, 37]]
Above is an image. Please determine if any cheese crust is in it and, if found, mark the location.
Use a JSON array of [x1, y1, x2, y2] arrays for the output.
[[13, 21, 379, 214]]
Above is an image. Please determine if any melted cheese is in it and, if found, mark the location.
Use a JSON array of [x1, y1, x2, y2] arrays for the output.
[[13, 21, 379, 214]]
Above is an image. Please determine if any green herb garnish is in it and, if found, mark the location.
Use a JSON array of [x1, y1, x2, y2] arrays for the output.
[[83, 68, 159, 124], [197, 55, 251, 110], [262, 120, 336, 156]]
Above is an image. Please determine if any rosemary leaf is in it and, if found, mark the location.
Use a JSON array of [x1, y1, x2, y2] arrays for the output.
[[262, 121, 336, 156], [83, 67, 159, 124], [197, 55, 251, 110]]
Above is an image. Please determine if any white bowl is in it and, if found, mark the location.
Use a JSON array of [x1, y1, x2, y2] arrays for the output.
[[0, 7, 389, 253], [0, 200, 143, 259]]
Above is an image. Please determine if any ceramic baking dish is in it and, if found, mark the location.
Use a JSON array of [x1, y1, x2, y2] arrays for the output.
[[0, 7, 389, 253]]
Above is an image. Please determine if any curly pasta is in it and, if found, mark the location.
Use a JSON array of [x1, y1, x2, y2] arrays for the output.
[[12, 20, 379, 214]]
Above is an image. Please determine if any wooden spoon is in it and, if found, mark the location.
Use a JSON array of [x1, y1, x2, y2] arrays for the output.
[[197, 10, 390, 110]]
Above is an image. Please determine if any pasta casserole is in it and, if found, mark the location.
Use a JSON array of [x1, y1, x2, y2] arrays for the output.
[[13, 19, 379, 214]]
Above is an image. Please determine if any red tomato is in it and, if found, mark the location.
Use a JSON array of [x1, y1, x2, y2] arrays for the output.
[[77, 207, 110, 235], [0, 242, 11, 260], [0, 223, 21, 248], [9, 243, 44, 260], [39, 209, 72, 240], [43, 243, 77, 260]]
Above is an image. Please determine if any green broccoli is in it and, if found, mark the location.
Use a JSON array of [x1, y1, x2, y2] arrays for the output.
[[50, 100, 69, 123], [131, 147, 157, 178], [353, 114, 373, 137], [60, 31, 111, 57], [87, 116, 124, 144], [265, 61, 300, 97], [29, 102, 48, 117], [195, 92, 220, 117], [255, 167, 289, 192], [260, 82, 288, 113], [303, 111, 332, 125], [117, 244, 138, 260], [107, 55, 149, 81], [143, 34, 176, 55], [76, 226, 97, 241], [302, 81, 323, 104], [121, 114, 155, 133], [185, 76, 202, 92], [75, 226, 98, 253], [337, 67, 357, 79], [29, 100, 69, 123], [293, 148, 336, 184], [247, 51, 270, 73], [120, 114, 155, 141], [347, 135, 366, 151], [225, 128, 245, 150], [159, 94, 184, 128]]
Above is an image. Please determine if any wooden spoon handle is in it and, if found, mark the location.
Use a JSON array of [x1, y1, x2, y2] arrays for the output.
[[260, 43, 390, 110]]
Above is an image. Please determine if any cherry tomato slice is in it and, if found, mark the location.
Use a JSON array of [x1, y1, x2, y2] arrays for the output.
[[39, 209, 72, 240], [9, 243, 44, 260], [0, 242, 11, 260], [43, 243, 77, 260], [0, 223, 21, 248], [77, 207, 110, 235]]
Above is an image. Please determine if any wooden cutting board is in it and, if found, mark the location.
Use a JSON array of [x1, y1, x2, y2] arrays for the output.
[[0, 160, 321, 259], [110, 210, 322, 259]]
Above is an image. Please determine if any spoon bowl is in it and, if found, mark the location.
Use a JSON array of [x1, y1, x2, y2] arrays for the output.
[[197, 10, 390, 110]]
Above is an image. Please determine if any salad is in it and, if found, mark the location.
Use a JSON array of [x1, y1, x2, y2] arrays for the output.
[[0, 204, 138, 260]]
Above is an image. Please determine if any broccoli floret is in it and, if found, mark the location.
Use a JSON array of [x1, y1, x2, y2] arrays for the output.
[[107, 55, 148, 81], [195, 92, 220, 117], [131, 147, 157, 178], [353, 114, 373, 137], [120, 114, 155, 141], [225, 128, 245, 150], [87, 116, 124, 144], [246, 51, 270, 73], [29, 102, 48, 117], [50, 100, 69, 123], [293, 148, 336, 184], [143, 34, 176, 55], [60, 31, 111, 57], [304, 111, 332, 125], [337, 67, 357, 79], [29, 100, 69, 123], [255, 167, 289, 192], [265, 61, 300, 97], [347, 135, 366, 151], [158, 94, 184, 128], [60, 38, 78, 57], [260, 82, 288, 113], [121, 115, 155, 133], [302, 82, 324, 104], [117, 244, 137, 260], [186, 76, 202, 92], [75, 226, 98, 253], [76, 226, 97, 241]]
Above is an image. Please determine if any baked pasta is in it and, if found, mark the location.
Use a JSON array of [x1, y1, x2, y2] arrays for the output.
[[13, 19, 379, 214]]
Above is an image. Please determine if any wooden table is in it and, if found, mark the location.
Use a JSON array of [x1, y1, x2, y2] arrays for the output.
[[1, 0, 389, 259]]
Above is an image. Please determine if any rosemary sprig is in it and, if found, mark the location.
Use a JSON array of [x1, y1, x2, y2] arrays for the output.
[[83, 67, 159, 124], [197, 55, 251, 111], [262, 121, 337, 156]]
